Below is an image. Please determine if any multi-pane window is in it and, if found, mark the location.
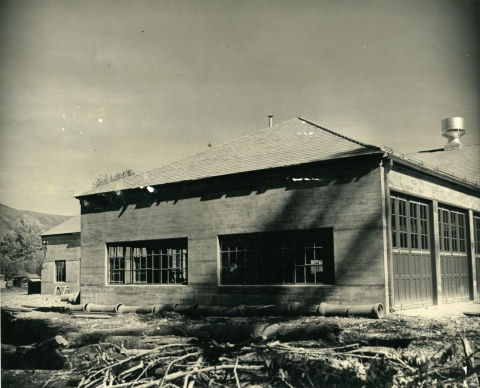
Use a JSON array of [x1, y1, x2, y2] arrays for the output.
[[420, 205, 429, 250], [107, 238, 188, 285], [55, 261, 66, 282], [410, 202, 418, 249], [109, 253, 125, 284], [438, 207, 466, 253], [391, 198, 397, 248], [219, 229, 334, 285], [391, 195, 429, 250], [475, 215, 480, 255], [440, 209, 450, 251], [398, 199, 408, 248], [459, 214, 466, 253]]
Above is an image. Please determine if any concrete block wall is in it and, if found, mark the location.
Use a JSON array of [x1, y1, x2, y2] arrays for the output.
[[80, 156, 387, 307], [41, 233, 81, 295], [389, 167, 480, 211]]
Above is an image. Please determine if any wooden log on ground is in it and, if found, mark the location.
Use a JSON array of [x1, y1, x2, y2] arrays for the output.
[[85, 335, 195, 350], [64, 321, 342, 348], [15, 335, 69, 370], [71, 314, 113, 319], [1, 306, 35, 313]]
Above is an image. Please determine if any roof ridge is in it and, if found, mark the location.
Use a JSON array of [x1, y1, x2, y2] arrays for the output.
[[298, 117, 382, 150], [76, 117, 384, 197]]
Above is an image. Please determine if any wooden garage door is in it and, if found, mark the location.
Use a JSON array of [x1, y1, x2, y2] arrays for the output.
[[438, 207, 469, 303], [391, 195, 433, 309]]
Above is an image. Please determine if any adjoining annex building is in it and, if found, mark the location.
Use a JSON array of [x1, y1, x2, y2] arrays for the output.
[[75, 117, 480, 311], [40, 216, 81, 295]]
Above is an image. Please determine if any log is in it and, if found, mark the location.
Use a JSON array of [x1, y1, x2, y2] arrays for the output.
[[16, 335, 69, 369], [64, 321, 343, 348], [1, 306, 35, 313], [71, 314, 113, 319]]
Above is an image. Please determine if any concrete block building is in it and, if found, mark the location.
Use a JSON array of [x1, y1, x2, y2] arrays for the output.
[[75, 117, 480, 311], [41, 216, 81, 294]]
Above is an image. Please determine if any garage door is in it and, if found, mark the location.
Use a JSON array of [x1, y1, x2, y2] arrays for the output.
[[391, 195, 434, 309], [438, 206, 469, 303]]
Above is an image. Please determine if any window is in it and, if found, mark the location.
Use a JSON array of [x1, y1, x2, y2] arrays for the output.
[[438, 207, 466, 253], [391, 198, 397, 248], [391, 195, 429, 250], [55, 261, 66, 282], [219, 228, 334, 285], [474, 215, 480, 255], [398, 199, 408, 248], [420, 204, 429, 250], [107, 238, 188, 285]]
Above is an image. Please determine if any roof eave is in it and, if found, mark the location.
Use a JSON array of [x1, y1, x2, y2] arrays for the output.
[[386, 151, 480, 192], [41, 231, 80, 237], [75, 151, 385, 199]]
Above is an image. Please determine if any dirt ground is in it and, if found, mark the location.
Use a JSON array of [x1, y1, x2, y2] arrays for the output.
[[2, 288, 480, 387]]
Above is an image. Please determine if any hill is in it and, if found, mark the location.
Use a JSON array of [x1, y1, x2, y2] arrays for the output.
[[0, 204, 73, 238]]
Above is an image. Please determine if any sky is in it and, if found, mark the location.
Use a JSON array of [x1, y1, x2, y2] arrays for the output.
[[0, 0, 478, 216]]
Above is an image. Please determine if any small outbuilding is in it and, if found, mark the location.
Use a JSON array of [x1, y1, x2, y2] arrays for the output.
[[40, 216, 81, 295], [27, 277, 41, 295], [12, 273, 41, 293]]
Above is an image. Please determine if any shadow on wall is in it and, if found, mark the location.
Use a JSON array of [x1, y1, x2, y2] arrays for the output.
[[80, 153, 385, 305], [243, 158, 384, 305], [81, 153, 380, 215]]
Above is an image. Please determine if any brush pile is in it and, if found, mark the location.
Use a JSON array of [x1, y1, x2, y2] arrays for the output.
[[42, 332, 479, 388]]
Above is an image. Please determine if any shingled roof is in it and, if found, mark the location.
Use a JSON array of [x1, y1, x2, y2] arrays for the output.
[[76, 117, 382, 197], [42, 216, 80, 236], [406, 144, 480, 186]]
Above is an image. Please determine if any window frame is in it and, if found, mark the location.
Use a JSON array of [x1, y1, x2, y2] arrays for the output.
[[437, 206, 467, 253], [474, 214, 480, 255], [55, 260, 66, 283], [217, 228, 334, 287], [391, 194, 430, 251], [106, 238, 188, 286]]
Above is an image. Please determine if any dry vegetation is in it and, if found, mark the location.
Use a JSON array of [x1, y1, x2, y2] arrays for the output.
[[2, 289, 480, 387]]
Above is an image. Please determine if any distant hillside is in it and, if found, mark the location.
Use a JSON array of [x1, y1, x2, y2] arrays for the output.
[[0, 204, 73, 238]]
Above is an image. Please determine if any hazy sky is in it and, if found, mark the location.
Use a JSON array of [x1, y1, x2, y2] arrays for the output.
[[0, 0, 478, 216]]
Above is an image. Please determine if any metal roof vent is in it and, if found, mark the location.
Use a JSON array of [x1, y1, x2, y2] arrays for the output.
[[268, 115, 273, 128], [441, 117, 465, 151]]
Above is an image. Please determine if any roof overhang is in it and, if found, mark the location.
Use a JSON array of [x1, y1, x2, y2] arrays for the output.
[[41, 231, 80, 237], [75, 151, 385, 199], [383, 148, 480, 193]]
